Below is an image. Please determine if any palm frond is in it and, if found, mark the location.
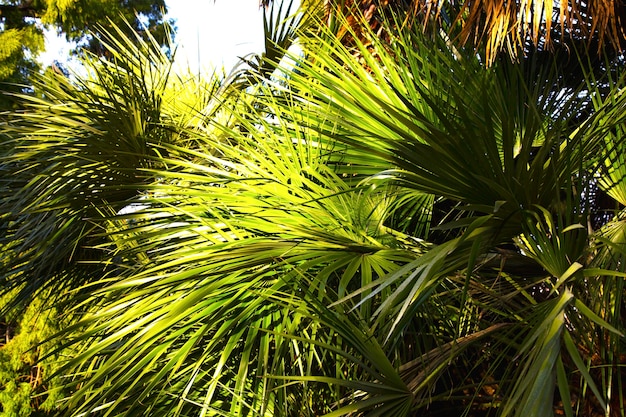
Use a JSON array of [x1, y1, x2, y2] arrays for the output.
[[0, 21, 233, 311], [300, 0, 626, 64]]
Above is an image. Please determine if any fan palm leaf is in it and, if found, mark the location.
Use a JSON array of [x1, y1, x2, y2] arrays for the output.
[[33, 73, 426, 415], [277, 10, 626, 415], [0, 21, 240, 311]]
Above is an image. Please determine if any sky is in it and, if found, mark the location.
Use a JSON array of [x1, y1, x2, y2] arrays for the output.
[[166, 0, 265, 72], [40, 0, 267, 73]]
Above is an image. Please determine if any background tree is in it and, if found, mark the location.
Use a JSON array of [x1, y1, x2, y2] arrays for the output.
[[0, 0, 173, 109]]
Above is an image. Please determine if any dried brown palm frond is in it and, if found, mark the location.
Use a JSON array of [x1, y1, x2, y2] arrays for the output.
[[289, 0, 626, 64], [449, 0, 626, 62]]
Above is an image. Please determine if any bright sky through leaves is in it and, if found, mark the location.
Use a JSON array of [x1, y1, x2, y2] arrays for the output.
[[167, 0, 265, 72], [39, 0, 266, 73]]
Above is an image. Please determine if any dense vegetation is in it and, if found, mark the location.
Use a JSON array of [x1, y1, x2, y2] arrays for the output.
[[1, 1, 626, 415]]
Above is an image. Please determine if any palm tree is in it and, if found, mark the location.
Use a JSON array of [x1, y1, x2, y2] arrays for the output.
[[1, 2, 626, 417]]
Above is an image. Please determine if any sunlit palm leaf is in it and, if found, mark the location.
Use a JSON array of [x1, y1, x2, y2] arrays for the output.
[[0, 23, 239, 312], [41, 75, 428, 415]]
